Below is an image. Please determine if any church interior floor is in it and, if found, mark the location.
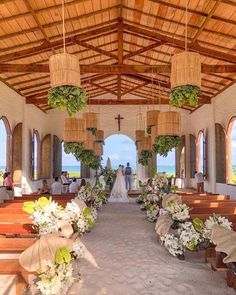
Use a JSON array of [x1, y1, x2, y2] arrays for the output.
[[69, 202, 234, 295]]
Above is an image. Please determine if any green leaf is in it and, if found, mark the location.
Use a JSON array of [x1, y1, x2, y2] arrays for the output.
[[38, 196, 52, 209], [55, 247, 72, 265], [193, 217, 203, 233], [168, 85, 201, 107], [87, 218, 94, 228], [83, 207, 92, 216], [23, 201, 35, 214]]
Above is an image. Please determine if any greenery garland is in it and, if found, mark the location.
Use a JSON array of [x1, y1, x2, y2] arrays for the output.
[[168, 85, 201, 107], [138, 150, 153, 166], [63, 142, 100, 170], [48, 85, 87, 116], [153, 135, 181, 157]]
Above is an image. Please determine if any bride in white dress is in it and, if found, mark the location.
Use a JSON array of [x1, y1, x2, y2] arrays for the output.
[[109, 166, 129, 203]]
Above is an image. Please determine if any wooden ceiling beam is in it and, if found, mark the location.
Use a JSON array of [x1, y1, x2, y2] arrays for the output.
[[123, 23, 236, 64], [123, 41, 164, 60], [1, 63, 236, 74], [121, 82, 149, 96], [76, 40, 118, 60], [148, 0, 236, 26], [89, 82, 117, 96], [0, 23, 117, 63]]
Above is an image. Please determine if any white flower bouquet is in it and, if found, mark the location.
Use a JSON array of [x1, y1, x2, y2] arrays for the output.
[[23, 196, 64, 235], [202, 214, 232, 241], [160, 233, 184, 258], [36, 241, 84, 295], [178, 222, 202, 251], [146, 204, 159, 223], [166, 201, 190, 223]]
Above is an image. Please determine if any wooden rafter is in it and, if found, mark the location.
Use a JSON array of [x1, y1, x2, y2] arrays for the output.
[[1, 63, 236, 74], [123, 41, 164, 60], [89, 82, 117, 96], [123, 23, 236, 64], [0, 24, 117, 63]]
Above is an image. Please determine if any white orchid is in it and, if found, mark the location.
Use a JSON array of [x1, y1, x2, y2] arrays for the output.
[[160, 233, 184, 257], [178, 222, 202, 251], [203, 214, 232, 241]]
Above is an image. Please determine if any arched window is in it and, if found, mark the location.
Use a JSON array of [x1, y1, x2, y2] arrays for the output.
[[62, 142, 81, 178], [0, 117, 11, 184], [157, 150, 176, 176], [31, 130, 41, 180], [196, 130, 204, 174], [226, 117, 236, 184]]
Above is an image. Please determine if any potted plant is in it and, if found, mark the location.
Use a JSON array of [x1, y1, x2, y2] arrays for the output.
[[152, 135, 181, 157], [168, 85, 201, 107], [48, 86, 87, 116]]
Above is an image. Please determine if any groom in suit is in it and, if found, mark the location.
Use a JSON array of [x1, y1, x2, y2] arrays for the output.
[[125, 163, 132, 191]]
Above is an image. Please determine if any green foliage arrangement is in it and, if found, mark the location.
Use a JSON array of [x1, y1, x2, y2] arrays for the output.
[[87, 127, 97, 136], [138, 150, 153, 166], [48, 85, 87, 116], [146, 126, 152, 135], [64, 142, 84, 158], [168, 85, 201, 107], [153, 135, 181, 157], [63, 142, 100, 170]]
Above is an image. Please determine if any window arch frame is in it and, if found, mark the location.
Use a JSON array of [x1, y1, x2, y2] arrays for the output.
[[31, 129, 41, 180], [0, 116, 12, 173], [226, 116, 236, 184], [196, 129, 205, 175]]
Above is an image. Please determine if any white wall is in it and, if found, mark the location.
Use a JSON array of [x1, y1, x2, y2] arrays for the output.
[[187, 83, 236, 198], [1, 80, 236, 196]]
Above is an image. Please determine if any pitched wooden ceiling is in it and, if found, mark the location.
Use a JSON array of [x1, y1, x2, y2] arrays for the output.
[[0, 0, 236, 112]]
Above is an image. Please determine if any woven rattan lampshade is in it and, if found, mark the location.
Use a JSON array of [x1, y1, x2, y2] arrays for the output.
[[146, 110, 160, 127], [83, 112, 98, 129], [96, 130, 104, 142], [140, 136, 151, 151], [94, 142, 103, 156], [171, 51, 201, 89], [157, 111, 181, 136], [135, 130, 145, 142], [84, 131, 95, 150], [63, 118, 85, 142], [151, 125, 158, 145], [49, 53, 81, 88]]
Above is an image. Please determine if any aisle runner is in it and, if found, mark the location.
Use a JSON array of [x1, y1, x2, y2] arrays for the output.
[[72, 203, 234, 295]]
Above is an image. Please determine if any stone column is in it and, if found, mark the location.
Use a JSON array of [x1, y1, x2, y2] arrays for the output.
[[148, 153, 157, 178], [80, 163, 90, 179]]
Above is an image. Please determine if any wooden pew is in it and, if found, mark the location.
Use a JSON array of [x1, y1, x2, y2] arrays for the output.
[[0, 238, 35, 253], [187, 201, 236, 208], [182, 195, 230, 202], [0, 224, 34, 236], [190, 207, 236, 215]]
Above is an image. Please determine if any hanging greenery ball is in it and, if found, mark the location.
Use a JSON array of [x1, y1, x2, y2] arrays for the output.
[[153, 135, 181, 157], [168, 85, 201, 107]]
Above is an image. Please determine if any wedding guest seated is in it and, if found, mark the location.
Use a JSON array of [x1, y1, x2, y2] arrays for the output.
[[51, 177, 63, 195], [69, 178, 79, 193], [78, 178, 86, 190], [60, 171, 70, 185], [38, 179, 50, 194], [3, 172, 14, 200]]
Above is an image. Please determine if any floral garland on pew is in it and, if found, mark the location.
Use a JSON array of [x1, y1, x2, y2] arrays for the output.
[[159, 200, 233, 259], [21, 184, 107, 295], [136, 173, 233, 260]]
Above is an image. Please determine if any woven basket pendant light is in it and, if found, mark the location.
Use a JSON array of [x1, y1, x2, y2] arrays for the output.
[[94, 142, 103, 156], [96, 130, 104, 142], [49, 0, 81, 89], [170, 1, 201, 90], [83, 112, 98, 129], [146, 110, 160, 128], [140, 136, 152, 151], [157, 111, 181, 136], [136, 130, 145, 142], [63, 118, 85, 142], [84, 131, 95, 150]]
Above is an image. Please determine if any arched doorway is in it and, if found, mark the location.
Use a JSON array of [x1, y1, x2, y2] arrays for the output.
[[0, 117, 11, 184], [102, 134, 136, 172], [61, 142, 81, 178]]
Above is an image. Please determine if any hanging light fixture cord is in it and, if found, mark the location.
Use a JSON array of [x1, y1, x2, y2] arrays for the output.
[[185, 0, 188, 52], [62, 0, 66, 54]]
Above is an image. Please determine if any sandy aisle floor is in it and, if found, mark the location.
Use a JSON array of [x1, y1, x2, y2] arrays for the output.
[[69, 202, 235, 295]]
